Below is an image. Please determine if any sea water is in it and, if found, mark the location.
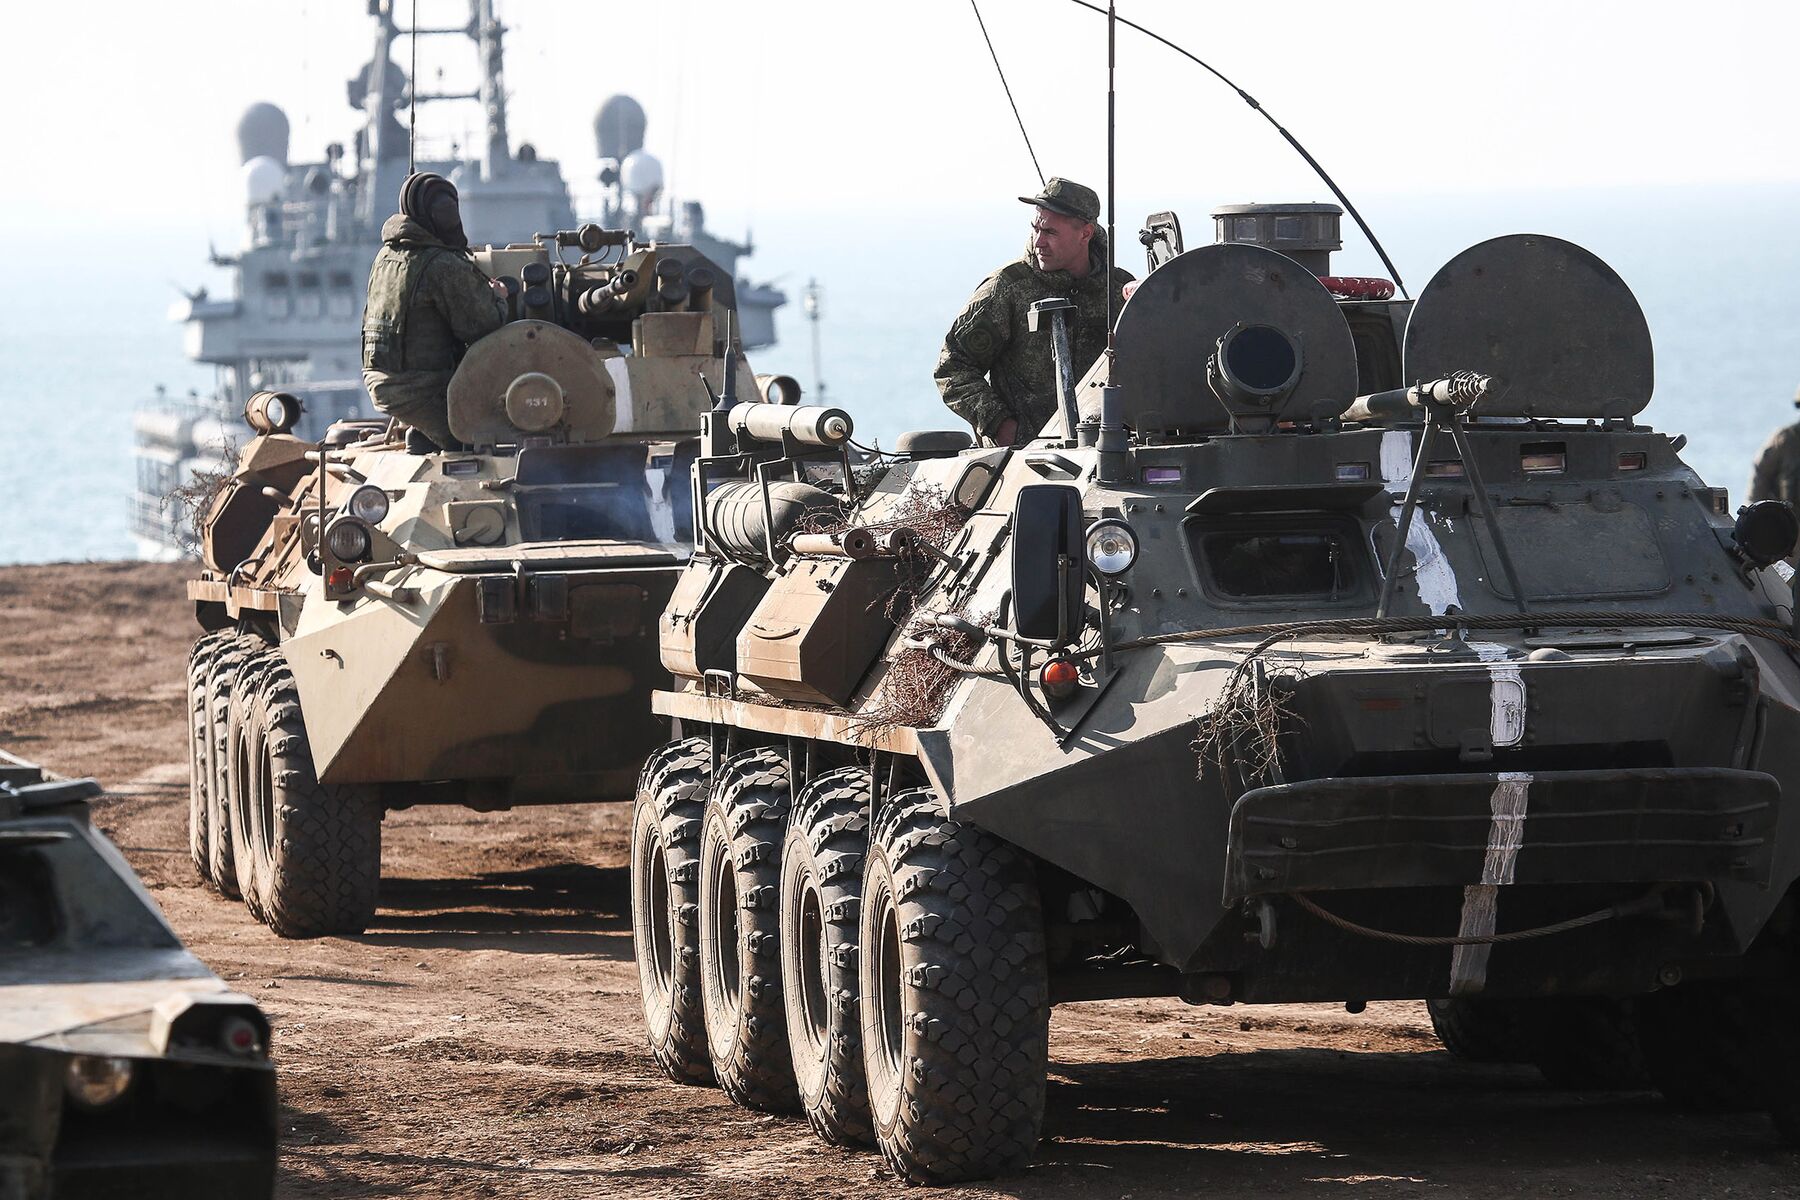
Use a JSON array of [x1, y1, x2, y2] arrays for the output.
[[1, 184, 1795, 565]]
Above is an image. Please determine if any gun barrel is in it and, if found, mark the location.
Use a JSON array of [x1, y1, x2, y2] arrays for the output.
[[1344, 371, 1493, 422], [727, 403, 853, 448]]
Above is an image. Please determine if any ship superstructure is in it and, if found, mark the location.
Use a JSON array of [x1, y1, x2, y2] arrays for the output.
[[133, 0, 785, 556]]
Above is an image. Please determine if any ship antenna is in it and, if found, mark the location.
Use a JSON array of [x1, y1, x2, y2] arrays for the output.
[[968, 1, 1043, 186], [1064, 0, 1408, 298], [407, 0, 419, 175], [1104, 0, 1116, 381]]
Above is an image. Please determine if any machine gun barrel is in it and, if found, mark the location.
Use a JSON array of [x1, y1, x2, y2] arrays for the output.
[[726, 403, 853, 448], [576, 269, 640, 315], [1344, 371, 1492, 422]]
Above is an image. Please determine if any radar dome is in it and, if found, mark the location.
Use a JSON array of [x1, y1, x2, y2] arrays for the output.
[[243, 156, 287, 206], [236, 102, 290, 165], [594, 94, 647, 162], [620, 151, 663, 199]]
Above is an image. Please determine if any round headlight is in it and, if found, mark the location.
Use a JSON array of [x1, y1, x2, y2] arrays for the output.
[[347, 484, 390, 525], [1085, 519, 1138, 577], [66, 1055, 134, 1109], [324, 515, 372, 563]]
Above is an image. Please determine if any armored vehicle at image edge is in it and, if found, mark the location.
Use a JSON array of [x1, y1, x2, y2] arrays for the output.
[[134, 0, 786, 557], [628, 202, 1800, 1181], [0, 750, 276, 1198], [185, 222, 797, 937]]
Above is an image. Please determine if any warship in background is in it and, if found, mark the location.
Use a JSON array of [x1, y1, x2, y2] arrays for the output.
[[132, 0, 785, 558]]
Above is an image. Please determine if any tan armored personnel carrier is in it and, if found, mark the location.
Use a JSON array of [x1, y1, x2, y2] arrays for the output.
[[185, 227, 793, 938], [630, 208, 1800, 1182]]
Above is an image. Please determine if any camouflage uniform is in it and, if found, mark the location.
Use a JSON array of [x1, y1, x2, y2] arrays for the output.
[[361, 213, 506, 448], [936, 178, 1133, 444], [1751, 389, 1800, 508]]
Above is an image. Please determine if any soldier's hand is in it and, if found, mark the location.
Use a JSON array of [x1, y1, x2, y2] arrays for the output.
[[489, 278, 509, 297], [993, 417, 1020, 447]]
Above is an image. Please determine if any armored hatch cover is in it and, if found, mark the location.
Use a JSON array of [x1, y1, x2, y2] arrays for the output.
[[1403, 233, 1654, 418], [448, 320, 617, 446], [1094, 241, 1359, 433]]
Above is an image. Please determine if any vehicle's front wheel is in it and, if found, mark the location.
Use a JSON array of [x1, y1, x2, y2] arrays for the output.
[[240, 664, 381, 938], [1637, 980, 1772, 1113], [202, 635, 256, 898], [781, 766, 873, 1145], [630, 737, 714, 1086], [698, 747, 798, 1112], [859, 788, 1049, 1184], [186, 632, 231, 883]]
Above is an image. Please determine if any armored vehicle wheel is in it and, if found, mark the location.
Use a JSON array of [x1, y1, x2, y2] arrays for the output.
[[1426, 997, 1530, 1064], [1519, 997, 1649, 1090], [780, 766, 874, 1146], [858, 789, 1049, 1184], [1637, 982, 1769, 1113], [238, 664, 381, 938], [186, 632, 232, 883], [202, 636, 256, 899], [630, 738, 715, 1086], [227, 647, 284, 923], [698, 747, 799, 1112]]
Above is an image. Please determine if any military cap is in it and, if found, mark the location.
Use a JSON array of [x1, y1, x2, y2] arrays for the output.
[[1018, 177, 1101, 224]]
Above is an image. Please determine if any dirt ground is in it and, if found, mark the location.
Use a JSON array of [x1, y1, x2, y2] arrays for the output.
[[3, 560, 1796, 1198]]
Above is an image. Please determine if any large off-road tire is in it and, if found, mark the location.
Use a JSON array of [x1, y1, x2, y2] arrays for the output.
[[858, 788, 1049, 1184], [780, 766, 874, 1146], [1762, 981, 1800, 1144], [630, 737, 715, 1086], [238, 664, 381, 938], [1427, 997, 1530, 1064], [1637, 981, 1770, 1113], [1519, 997, 1649, 1090], [186, 632, 231, 883], [227, 647, 284, 923], [698, 747, 799, 1112], [202, 636, 256, 899]]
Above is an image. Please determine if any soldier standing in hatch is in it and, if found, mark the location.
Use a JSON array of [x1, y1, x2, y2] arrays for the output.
[[936, 177, 1134, 447], [362, 172, 508, 450]]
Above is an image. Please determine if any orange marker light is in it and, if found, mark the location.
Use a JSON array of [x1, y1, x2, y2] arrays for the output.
[[327, 567, 354, 590], [1039, 658, 1080, 700]]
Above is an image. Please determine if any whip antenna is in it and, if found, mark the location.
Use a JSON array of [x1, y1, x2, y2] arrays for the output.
[[969, 0, 1044, 186], [1066, 0, 1407, 297], [1104, 0, 1116, 380], [408, 0, 418, 174]]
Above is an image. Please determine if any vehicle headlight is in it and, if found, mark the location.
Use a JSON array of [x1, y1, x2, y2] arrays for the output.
[[324, 515, 372, 563], [1084, 518, 1138, 576], [347, 484, 390, 525], [66, 1055, 135, 1109]]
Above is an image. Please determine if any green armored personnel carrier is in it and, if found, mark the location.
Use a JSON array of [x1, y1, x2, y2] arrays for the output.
[[629, 205, 1800, 1181], [1, 750, 276, 1198], [185, 227, 796, 938]]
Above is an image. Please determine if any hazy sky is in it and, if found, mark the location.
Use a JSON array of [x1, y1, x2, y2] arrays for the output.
[[8, 0, 1797, 243]]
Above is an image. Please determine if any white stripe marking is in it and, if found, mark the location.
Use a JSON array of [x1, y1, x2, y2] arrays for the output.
[[1380, 430, 1461, 616], [1448, 772, 1532, 995], [1471, 642, 1527, 748]]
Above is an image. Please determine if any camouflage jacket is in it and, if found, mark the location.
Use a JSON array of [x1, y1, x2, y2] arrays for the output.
[[935, 234, 1133, 443], [361, 214, 506, 419], [1751, 421, 1800, 509]]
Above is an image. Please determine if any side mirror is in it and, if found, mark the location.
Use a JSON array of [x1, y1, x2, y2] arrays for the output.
[[1011, 484, 1085, 644]]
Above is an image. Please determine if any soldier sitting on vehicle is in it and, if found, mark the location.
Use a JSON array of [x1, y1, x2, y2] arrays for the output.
[[361, 172, 508, 451], [935, 176, 1134, 447]]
